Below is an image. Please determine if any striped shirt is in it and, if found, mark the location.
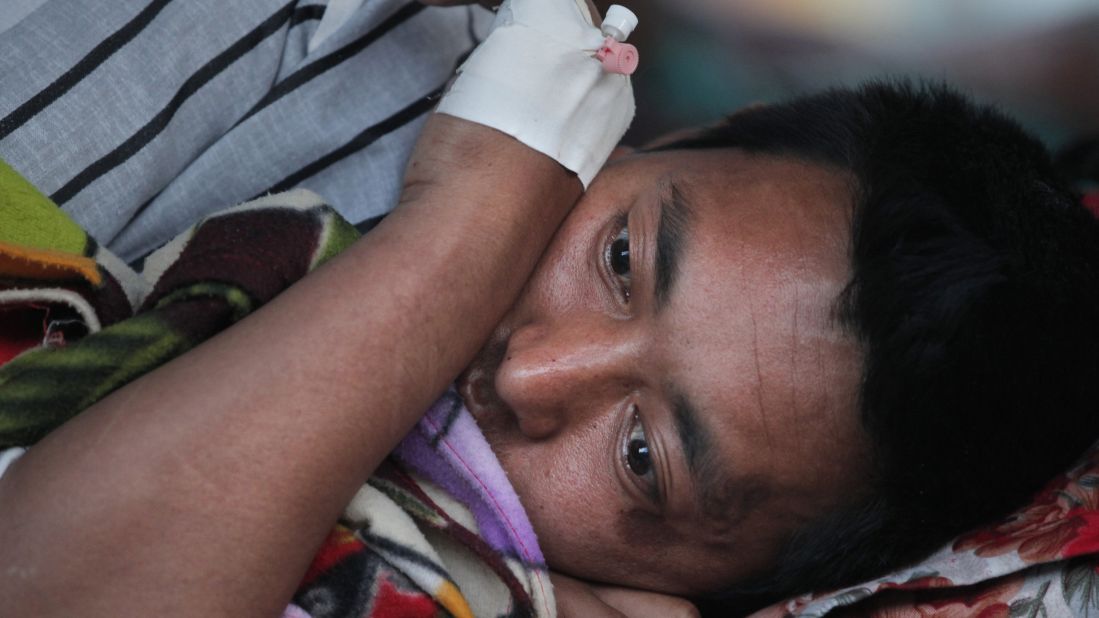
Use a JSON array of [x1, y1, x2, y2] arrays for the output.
[[0, 0, 488, 261]]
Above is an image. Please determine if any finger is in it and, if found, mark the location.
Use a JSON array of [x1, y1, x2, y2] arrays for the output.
[[591, 586, 701, 618], [551, 573, 627, 618]]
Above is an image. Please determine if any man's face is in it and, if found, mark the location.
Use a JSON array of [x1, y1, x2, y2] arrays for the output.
[[458, 148, 868, 594]]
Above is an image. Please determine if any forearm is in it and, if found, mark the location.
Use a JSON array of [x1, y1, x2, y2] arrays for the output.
[[0, 115, 579, 617]]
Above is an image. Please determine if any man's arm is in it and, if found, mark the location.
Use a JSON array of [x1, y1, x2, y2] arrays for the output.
[[0, 114, 580, 617]]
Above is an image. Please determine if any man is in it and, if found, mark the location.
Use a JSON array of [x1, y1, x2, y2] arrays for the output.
[[440, 81, 1099, 614], [2, 2, 1098, 618]]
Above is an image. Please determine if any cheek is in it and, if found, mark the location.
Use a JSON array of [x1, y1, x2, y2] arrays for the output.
[[491, 419, 627, 572], [518, 215, 605, 319]]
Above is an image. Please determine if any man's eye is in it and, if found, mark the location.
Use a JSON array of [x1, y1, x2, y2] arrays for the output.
[[622, 406, 657, 493], [605, 224, 632, 299]]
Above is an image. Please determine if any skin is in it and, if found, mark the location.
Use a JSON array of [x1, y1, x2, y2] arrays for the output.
[[460, 148, 871, 595]]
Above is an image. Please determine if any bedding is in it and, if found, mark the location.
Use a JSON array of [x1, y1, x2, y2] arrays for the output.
[[753, 442, 1099, 617]]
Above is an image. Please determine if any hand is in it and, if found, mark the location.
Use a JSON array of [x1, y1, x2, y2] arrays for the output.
[[551, 572, 700, 618]]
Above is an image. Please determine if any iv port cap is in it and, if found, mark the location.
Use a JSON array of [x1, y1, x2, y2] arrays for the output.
[[602, 5, 638, 42]]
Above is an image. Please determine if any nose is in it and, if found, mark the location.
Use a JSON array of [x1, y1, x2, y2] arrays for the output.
[[493, 316, 643, 439]]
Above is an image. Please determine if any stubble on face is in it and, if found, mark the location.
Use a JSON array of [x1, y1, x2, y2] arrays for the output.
[[453, 148, 869, 594]]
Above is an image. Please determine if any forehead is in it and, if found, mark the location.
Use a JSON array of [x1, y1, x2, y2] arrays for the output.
[[638, 149, 867, 573]]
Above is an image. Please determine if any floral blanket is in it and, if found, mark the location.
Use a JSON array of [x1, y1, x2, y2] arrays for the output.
[[293, 393, 554, 618], [752, 443, 1099, 617]]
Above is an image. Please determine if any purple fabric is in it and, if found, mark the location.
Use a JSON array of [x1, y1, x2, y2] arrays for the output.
[[392, 390, 546, 567], [281, 604, 312, 618]]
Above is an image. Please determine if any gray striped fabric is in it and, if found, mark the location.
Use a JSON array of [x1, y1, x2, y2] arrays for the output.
[[0, 0, 488, 261], [0, 0, 48, 36]]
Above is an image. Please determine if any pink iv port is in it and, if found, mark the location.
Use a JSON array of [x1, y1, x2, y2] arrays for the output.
[[596, 37, 639, 75]]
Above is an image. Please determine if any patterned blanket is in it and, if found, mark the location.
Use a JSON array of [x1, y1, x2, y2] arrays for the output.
[[0, 161, 554, 618], [752, 443, 1099, 617], [294, 394, 554, 618]]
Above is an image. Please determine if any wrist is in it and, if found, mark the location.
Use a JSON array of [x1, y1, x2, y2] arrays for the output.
[[402, 114, 581, 209], [435, 0, 637, 187]]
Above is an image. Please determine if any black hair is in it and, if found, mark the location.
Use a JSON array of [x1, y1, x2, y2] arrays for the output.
[[658, 81, 1099, 615]]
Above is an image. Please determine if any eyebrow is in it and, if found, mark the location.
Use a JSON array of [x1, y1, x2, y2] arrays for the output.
[[671, 389, 749, 525], [653, 180, 693, 312]]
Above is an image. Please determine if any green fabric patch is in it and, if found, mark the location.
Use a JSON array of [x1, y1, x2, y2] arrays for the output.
[[313, 210, 362, 268], [78, 314, 192, 410], [0, 158, 89, 255], [153, 282, 255, 322], [0, 313, 191, 447]]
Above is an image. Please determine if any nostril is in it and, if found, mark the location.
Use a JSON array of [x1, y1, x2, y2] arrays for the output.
[[467, 362, 511, 412], [467, 367, 495, 406]]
